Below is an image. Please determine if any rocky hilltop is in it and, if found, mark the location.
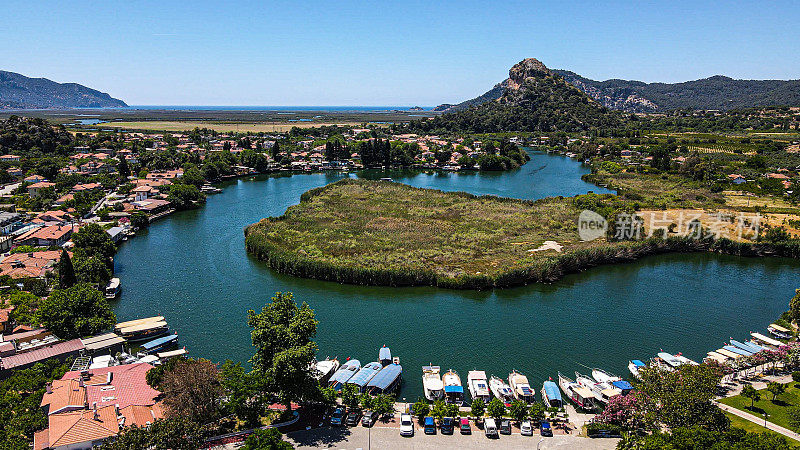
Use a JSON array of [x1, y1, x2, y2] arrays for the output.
[[0, 70, 127, 109], [437, 61, 800, 113]]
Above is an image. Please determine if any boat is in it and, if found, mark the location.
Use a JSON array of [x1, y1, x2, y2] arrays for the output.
[[768, 323, 793, 339], [508, 370, 534, 403], [379, 346, 392, 367], [117, 320, 169, 342], [628, 360, 647, 378], [313, 357, 340, 382], [673, 353, 699, 366], [656, 352, 688, 368], [347, 362, 383, 392], [723, 345, 753, 357], [489, 376, 514, 406], [591, 368, 622, 384], [366, 362, 403, 394], [104, 277, 121, 299], [422, 366, 444, 401], [610, 380, 633, 395], [730, 339, 765, 354], [200, 184, 222, 194], [715, 348, 743, 359], [576, 371, 617, 404], [750, 332, 783, 347], [467, 370, 491, 403], [705, 351, 729, 363], [443, 369, 464, 404], [115, 316, 164, 331], [541, 379, 563, 408], [558, 372, 595, 410], [157, 348, 188, 360], [328, 359, 361, 390], [140, 334, 178, 354]]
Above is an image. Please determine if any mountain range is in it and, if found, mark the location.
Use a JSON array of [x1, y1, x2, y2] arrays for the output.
[[437, 64, 800, 114], [0, 70, 127, 109]]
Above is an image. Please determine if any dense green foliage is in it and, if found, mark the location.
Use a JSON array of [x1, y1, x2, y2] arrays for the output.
[[0, 116, 73, 156], [0, 359, 68, 450], [241, 428, 293, 450], [98, 418, 207, 450], [617, 426, 794, 450], [36, 283, 116, 339]]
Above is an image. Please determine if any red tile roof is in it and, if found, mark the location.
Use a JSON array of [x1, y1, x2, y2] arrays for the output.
[[0, 339, 84, 370]]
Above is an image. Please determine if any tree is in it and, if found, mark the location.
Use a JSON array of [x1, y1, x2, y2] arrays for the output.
[[341, 383, 359, 409], [167, 184, 204, 210], [431, 399, 446, 421], [241, 428, 293, 450], [790, 289, 800, 325], [161, 358, 224, 424], [529, 402, 545, 424], [359, 392, 374, 410], [248, 292, 319, 411], [767, 382, 786, 402], [637, 364, 726, 430], [619, 426, 793, 450], [373, 394, 395, 418], [57, 249, 76, 288], [117, 156, 130, 179], [470, 398, 485, 421], [445, 402, 460, 419], [72, 223, 116, 260], [36, 283, 116, 339], [792, 371, 800, 386], [789, 406, 800, 433], [130, 210, 149, 229], [220, 360, 264, 428], [73, 254, 112, 286], [180, 166, 205, 188], [486, 398, 506, 419], [99, 417, 205, 450], [412, 399, 429, 421], [509, 400, 529, 424], [741, 384, 761, 410]]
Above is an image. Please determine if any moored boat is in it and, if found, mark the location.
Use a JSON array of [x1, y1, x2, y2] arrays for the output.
[[508, 370, 534, 403], [541, 379, 563, 408], [116, 319, 169, 342], [467, 370, 491, 403], [591, 368, 622, 384], [558, 372, 595, 410], [379, 345, 392, 367], [105, 277, 121, 299], [347, 361, 383, 392], [628, 360, 647, 378], [328, 358, 361, 390], [443, 369, 464, 404], [366, 362, 403, 394], [656, 352, 687, 368], [422, 365, 444, 401], [723, 345, 753, 357], [576, 371, 617, 405], [313, 357, 340, 382], [730, 339, 765, 354], [140, 333, 178, 354], [489, 375, 514, 406], [768, 323, 793, 339], [750, 332, 782, 347]]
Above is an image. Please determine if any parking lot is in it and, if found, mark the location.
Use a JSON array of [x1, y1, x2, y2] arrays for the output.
[[286, 425, 618, 449]]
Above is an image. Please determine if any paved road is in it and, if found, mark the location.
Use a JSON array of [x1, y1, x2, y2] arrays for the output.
[[0, 182, 20, 196], [715, 401, 800, 442], [285, 426, 617, 450]]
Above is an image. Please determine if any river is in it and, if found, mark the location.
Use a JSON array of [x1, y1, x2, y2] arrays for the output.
[[112, 151, 800, 398]]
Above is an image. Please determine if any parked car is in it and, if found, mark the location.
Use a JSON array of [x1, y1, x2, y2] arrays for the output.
[[540, 420, 553, 437], [520, 420, 533, 436], [459, 418, 471, 434], [345, 410, 362, 426], [484, 418, 498, 438], [361, 409, 378, 427], [441, 417, 454, 434], [400, 414, 414, 436], [424, 416, 436, 434], [499, 419, 512, 435], [330, 407, 346, 426]]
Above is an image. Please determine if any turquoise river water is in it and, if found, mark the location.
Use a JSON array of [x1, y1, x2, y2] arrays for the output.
[[112, 151, 800, 398]]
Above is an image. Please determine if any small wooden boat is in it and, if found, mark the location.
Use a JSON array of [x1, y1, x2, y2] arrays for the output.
[[117, 320, 169, 342]]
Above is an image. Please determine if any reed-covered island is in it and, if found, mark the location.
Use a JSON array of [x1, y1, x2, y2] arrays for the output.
[[243, 179, 777, 289]]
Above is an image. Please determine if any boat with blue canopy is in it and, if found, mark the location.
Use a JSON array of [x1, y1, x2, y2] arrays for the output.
[[730, 339, 764, 354], [366, 363, 403, 394], [140, 334, 178, 354], [628, 360, 646, 378], [329, 359, 360, 390], [611, 380, 633, 395], [379, 346, 392, 367], [541, 380, 563, 408], [723, 345, 753, 356], [346, 362, 383, 392]]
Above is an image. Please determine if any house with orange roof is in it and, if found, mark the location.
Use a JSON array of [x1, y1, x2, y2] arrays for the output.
[[27, 181, 56, 198], [0, 250, 71, 279], [0, 154, 20, 162], [72, 183, 102, 193], [35, 363, 164, 450], [16, 224, 74, 247]]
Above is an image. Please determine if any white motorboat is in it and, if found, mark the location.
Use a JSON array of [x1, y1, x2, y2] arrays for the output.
[[591, 368, 622, 384], [508, 370, 534, 403], [628, 360, 647, 378], [576, 371, 617, 405], [422, 365, 444, 401], [313, 357, 340, 382], [558, 372, 595, 410], [467, 370, 491, 402], [442, 369, 464, 404], [104, 277, 121, 299], [489, 376, 514, 406]]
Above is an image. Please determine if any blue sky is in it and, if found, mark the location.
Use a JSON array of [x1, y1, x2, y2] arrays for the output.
[[2, 1, 798, 106]]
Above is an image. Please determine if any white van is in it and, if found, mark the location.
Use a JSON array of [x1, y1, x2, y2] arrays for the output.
[[484, 418, 498, 437]]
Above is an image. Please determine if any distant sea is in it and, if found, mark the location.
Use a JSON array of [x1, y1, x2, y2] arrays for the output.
[[128, 105, 435, 112]]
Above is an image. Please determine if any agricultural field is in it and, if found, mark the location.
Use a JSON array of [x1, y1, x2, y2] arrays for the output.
[[89, 120, 377, 133], [586, 170, 726, 209]]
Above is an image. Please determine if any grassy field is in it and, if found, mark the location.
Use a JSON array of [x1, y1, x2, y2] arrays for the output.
[[724, 412, 799, 443], [586, 170, 726, 209], [719, 382, 800, 431], [244, 179, 720, 288], [92, 120, 380, 133]]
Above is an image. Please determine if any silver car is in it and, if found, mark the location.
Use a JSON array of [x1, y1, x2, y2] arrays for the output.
[[520, 420, 533, 436]]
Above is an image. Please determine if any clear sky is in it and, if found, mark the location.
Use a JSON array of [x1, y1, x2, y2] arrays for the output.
[[2, 1, 798, 106]]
